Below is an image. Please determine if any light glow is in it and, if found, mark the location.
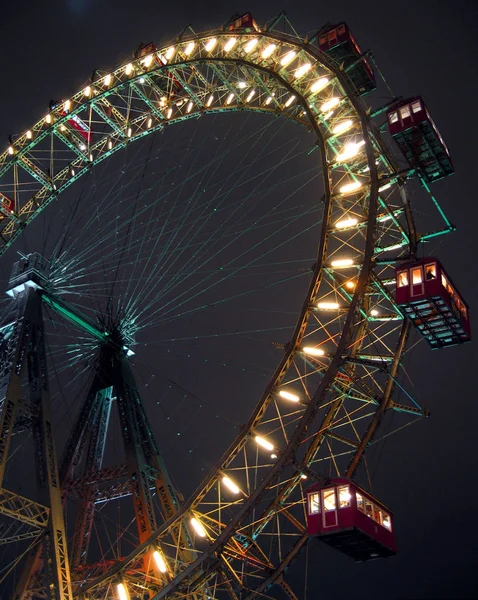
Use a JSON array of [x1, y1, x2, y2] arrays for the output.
[[370, 309, 379, 316], [246, 90, 256, 102], [205, 38, 217, 52], [321, 97, 340, 112], [167, 107, 173, 119], [224, 37, 237, 52], [26, 130, 32, 140], [127, 127, 132, 138], [335, 217, 358, 229], [285, 95, 296, 108], [8, 146, 13, 155], [280, 50, 296, 66], [303, 346, 325, 356], [190, 517, 207, 537], [187, 101, 194, 112], [153, 550, 168, 573], [117, 583, 130, 600], [345, 281, 356, 290], [255, 435, 274, 452], [237, 81, 247, 89], [104, 73, 112, 86], [265, 96, 273, 105], [142, 54, 154, 68], [125, 63, 133, 75], [139, 77, 145, 84], [80, 143, 86, 151], [165, 46, 175, 60], [331, 258, 354, 268], [206, 95, 214, 107], [107, 139, 113, 150], [147, 117, 152, 128], [226, 93, 234, 105], [222, 476, 241, 494], [45, 114, 52, 124], [294, 63, 311, 78], [278, 389, 300, 402], [261, 43, 276, 58], [332, 119, 353, 135], [184, 42, 195, 56], [378, 182, 392, 192], [339, 181, 362, 195], [335, 141, 364, 162], [83, 85, 91, 97], [63, 100, 71, 112], [310, 77, 329, 93], [244, 38, 258, 53], [60, 125, 66, 131], [317, 301, 340, 310]]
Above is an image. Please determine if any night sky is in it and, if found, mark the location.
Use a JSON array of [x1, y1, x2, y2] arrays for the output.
[[1, 1, 477, 598]]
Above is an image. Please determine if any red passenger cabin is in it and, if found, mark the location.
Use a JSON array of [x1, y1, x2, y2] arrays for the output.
[[0, 193, 13, 220], [307, 478, 395, 561], [227, 12, 260, 32], [319, 23, 375, 95], [396, 258, 470, 348], [387, 97, 454, 183]]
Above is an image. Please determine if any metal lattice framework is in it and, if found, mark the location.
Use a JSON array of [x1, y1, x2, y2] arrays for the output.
[[0, 16, 452, 600]]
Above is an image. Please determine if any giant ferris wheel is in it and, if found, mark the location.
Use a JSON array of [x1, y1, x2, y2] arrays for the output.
[[0, 12, 468, 600]]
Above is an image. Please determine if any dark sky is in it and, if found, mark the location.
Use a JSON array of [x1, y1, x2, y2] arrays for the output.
[[1, 1, 477, 598]]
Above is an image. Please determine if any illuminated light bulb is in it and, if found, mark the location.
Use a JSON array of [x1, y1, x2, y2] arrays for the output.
[[139, 77, 145, 84], [116, 582, 130, 600], [147, 117, 152, 128], [89, 153, 93, 162], [244, 38, 258, 53], [184, 42, 195, 56], [159, 96, 167, 107], [280, 50, 296, 66], [153, 550, 168, 573], [205, 38, 217, 52], [332, 119, 353, 135], [83, 85, 91, 97], [45, 114, 52, 124], [226, 93, 234, 105], [335, 142, 364, 162], [278, 390, 300, 402], [271, 453, 278, 459], [224, 37, 237, 52], [60, 125, 66, 131], [301, 474, 308, 480], [285, 95, 296, 108], [125, 63, 133, 75], [321, 97, 340, 112], [335, 217, 358, 229], [378, 182, 392, 192], [265, 96, 273, 105], [237, 81, 247, 89], [206, 95, 214, 107], [107, 139, 113, 150], [246, 90, 255, 102], [187, 101, 194, 112], [104, 73, 112, 86], [345, 280, 356, 290], [26, 130, 32, 140], [70, 168, 75, 176], [303, 346, 325, 356], [190, 517, 207, 537], [370, 309, 379, 316], [255, 435, 274, 452], [339, 181, 362, 195], [7, 146, 13, 155], [127, 127, 132, 138], [80, 143, 86, 151], [222, 475, 240, 494], [310, 77, 329, 93], [261, 43, 276, 58], [142, 54, 154, 67], [165, 46, 175, 60], [384, 243, 403, 251], [331, 258, 354, 268], [167, 107, 173, 119], [294, 63, 312, 78], [63, 100, 71, 112], [378, 214, 393, 222], [317, 302, 340, 310]]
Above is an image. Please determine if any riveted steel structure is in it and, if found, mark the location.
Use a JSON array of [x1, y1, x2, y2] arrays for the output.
[[0, 14, 456, 600]]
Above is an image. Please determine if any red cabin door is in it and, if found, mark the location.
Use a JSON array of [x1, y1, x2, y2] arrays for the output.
[[321, 488, 338, 528], [410, 266, 424, 297]]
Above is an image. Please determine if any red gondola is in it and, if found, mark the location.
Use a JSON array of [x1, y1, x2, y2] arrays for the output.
[[387, 97, 454, 183], [50, 100, 92, 143], [307, 478, 396, 561], [318, 23, 375, 95], [395, 258, 470, 348], [227, 12, 260, 32]]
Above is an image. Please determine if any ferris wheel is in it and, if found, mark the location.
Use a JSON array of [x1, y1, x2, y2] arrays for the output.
[[0, 12, 468, 600]]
